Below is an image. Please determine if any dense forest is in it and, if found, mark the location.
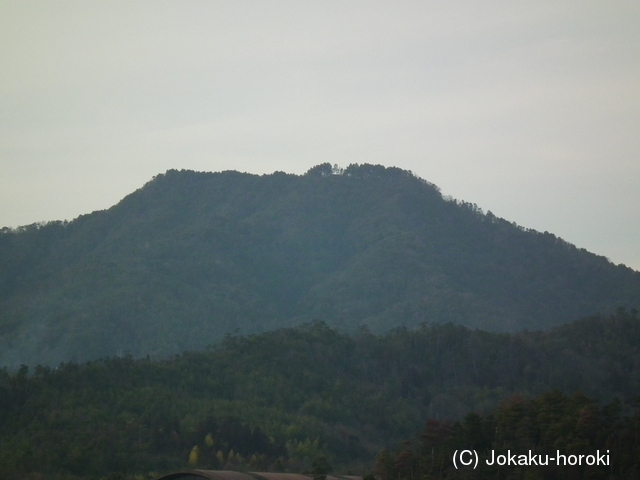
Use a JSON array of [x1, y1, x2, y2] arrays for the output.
[[376, 390, 640, 479], [1, 309, 639, 480], [1, 164, 639, 367]]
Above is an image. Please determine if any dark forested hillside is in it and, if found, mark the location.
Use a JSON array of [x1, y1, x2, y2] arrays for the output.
[[375, 390, 640, 480], [1, 164, 639, 366], [2, 311, 640, 480]]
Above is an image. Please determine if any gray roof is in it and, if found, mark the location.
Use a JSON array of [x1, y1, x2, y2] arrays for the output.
[[155, 470, 362, 480]]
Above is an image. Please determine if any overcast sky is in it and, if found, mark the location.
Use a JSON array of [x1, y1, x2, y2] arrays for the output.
[[1, 1, 639, 270]]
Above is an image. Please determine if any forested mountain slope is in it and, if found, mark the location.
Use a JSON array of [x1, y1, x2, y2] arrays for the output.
[[376, 390, 640, 480], [1, 163, 639, 365], [2, 311, 640, 479]]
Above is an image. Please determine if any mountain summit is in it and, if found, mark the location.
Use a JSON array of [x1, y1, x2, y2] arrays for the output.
[[1, 164, 638, 366]]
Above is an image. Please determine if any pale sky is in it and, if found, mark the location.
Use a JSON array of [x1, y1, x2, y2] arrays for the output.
[[1, 1, 639, 270]]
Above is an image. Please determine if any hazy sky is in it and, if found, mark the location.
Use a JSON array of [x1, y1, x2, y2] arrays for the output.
[[1, 1, 639, 270]]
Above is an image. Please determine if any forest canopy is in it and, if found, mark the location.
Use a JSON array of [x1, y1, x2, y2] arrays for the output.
[[1, 165, 639, 367], [1, 309, 640, 479]]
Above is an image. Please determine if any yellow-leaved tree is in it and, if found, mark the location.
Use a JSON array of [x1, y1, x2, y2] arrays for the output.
[[188, 445, 201, 466]]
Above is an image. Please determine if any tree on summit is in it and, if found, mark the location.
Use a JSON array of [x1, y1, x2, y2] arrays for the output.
[[305, 163, 333, 177]]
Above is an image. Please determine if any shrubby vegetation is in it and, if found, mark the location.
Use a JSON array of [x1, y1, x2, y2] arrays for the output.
[[1, 164, 639, 367], [1, 309, 639, 479]]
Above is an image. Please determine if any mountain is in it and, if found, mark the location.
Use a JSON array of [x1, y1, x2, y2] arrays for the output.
[[1, 163, 639, 366]]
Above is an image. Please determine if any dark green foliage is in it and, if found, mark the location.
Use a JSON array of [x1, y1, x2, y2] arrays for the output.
[[376, 391, 640, 479], [1, 165, 640, 366], [1, 310, 640, 479]]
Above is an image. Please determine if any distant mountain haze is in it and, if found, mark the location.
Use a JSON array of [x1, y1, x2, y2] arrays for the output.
[[1, 163, 638, 366]]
